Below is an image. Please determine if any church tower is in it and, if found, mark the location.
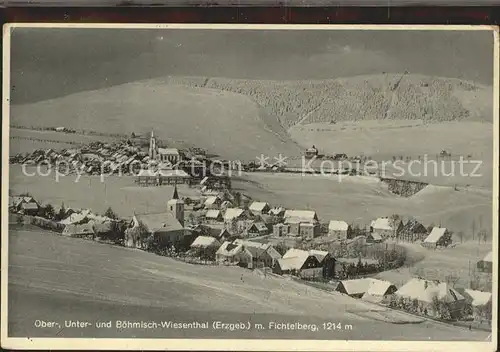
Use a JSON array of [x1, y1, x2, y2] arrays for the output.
[[167, 184, 184, 226], [149, 130, 158, 161]]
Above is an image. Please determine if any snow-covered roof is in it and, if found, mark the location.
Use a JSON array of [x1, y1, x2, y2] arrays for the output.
[[424, 227, 447, 244], [482, 251, 493, 262], [158, 148, 179, 155], [269, 207, 285, 216], [59, 210, 92, 225], [370, 218, 393, 230], [134, 212, 183, 233], [339, 278, 376, 295], [366, 279, 396, 296], [21, 202, 39, 210], [276, 257, 302, 271], [369, 232, 383, 241], [463, 289, 492, 306], [200, 177, 209, 185], [249, 202, 269, 212], [248, 222, 268, 232], [279, 249, 310, 271], [284, 210, 317, 223], [190, 236, 220, 248], [137, 169, 158, 177], [158, 169, 190, 178], [309, 249, 329, 262], [224, 208, 245, 221], [63, 223, 95, 235], [204, 196, 219, 206], [395, 278, 465, 303], [328, 220, 349, 231], [205, 209, 221, 219]]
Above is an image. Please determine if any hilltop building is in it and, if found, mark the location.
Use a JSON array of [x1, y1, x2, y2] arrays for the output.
[[305, 145, 319, 159]]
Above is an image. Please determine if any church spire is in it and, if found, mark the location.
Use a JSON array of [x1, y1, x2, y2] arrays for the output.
[[172, 184, 179, 200], [149, 129, 157, 161]]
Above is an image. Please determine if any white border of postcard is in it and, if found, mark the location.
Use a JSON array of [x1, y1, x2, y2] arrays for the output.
[[2, 23, 499, 352]]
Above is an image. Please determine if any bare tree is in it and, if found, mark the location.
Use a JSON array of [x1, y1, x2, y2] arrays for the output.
[[477, 229, 489, 244], [457, 231, 465, 244], [445, 274, 460, 287]]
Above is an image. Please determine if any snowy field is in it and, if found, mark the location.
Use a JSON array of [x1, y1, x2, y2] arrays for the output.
[[7, 229, 490, 340]]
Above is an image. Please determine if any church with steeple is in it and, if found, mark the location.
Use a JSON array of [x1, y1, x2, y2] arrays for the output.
[[148, 130, 181, 165], [125, 185, 185, 249], [167, 184, 184, 226]]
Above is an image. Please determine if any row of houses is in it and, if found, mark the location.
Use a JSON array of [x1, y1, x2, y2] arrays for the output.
[[202, 194, 456, 249], [9, 194, 118, 237], [335, 277, 492, 322], [187, 235, 336, 279]]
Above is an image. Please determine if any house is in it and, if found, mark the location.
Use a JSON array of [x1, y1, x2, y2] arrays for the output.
[[367, 232, 383, 243], [269, 207, 286, 218], [422, 227, 451, 249], [370, 217, 403, 240], [20, 202, 39, 216], [126, 212, 184, 249], [361, 279, 398, 303], [217, 228, 233, 242], [223, 208, 248, 223], [62, 223, 95, 238], [336, 278, 377, 298], [9, 196, 39, 213], [215, 241, 253, 267], [477, 251, 492, 273], [92, 221, 114, 238], [249, 202, 271, 215], [246, 222, 269, 238], [273, 248, 322, 278], [399, 219, 428, 242], [284, 210, 318, 224], [394, 278, 466, 319], [309, 249, 336, 279], [284, 210, 319, 239], [233, 239, 282, 269], [456, 288, 492, 322], [299, 223, 321, 240], [204, 196, 222, 210], [273, 223, 290, 237], [190, 236, 221, 260], [59, 210, 92, 226], [205, 209, 223, 222], [328, 220, 351, 241]]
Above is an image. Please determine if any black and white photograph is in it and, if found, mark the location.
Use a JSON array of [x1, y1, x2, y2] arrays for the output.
[[1, 24, 498, 351]]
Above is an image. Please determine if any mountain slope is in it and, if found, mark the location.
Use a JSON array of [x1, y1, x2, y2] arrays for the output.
[[153, 74, 493, 128], [10, 81, 301, 161]]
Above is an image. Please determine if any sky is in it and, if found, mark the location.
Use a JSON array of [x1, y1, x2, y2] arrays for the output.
[[8, 28, 495, 104]]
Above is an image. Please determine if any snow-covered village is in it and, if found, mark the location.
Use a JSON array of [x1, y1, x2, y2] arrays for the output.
[[4, 25, 496, 345]]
